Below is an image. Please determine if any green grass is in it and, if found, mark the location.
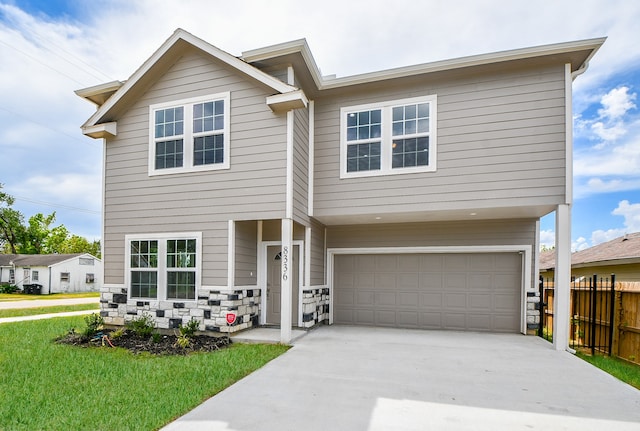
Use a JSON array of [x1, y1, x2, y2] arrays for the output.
[[0, 317, 290, 430], [577, 352, 640, 390], [0, 303, 99, 318], [0, 292, 100, 301]]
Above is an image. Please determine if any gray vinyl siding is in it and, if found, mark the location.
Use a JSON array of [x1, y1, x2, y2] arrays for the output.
[[314, 64, 567, 218], [103, 48, 288, 285], [310, 218, 326, 285], [327, 219, 538, 288], [292, 107, 310, 225], [235, 221, 258, 286]]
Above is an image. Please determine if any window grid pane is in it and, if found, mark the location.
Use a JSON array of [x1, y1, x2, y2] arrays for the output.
[[346, 109, 382, 142], [194, 135, 224, 166], [131, 271, 158, 298], [193, 101, 224, 133], [155, 107, 184, 138], [131, 240, 158, 268], [392, 103, 429, 137], [346, 142, 381, 172], [155, 140, 184, 169], [167, 271, 195, 299], [166, 239, 196, 268], [392, 137, 429, 168]]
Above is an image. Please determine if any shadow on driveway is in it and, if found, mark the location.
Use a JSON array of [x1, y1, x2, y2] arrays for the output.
[[164, 326, 640, 431]]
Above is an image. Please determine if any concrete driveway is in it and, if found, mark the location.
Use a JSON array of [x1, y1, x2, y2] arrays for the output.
[[164, 326, 640, 431]]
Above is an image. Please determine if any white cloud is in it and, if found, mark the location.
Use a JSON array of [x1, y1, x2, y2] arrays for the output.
[[612, 200, 640, 232], [587, 200, 640, 246], [598, 86, 637, 120], [539, 229, 556, 249], [572, 237, 589, 252]]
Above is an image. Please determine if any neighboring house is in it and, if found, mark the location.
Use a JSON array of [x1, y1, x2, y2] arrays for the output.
[[0, 253, 102, 294], [77, 28, 603, 345], [540, 232, 640, 282]]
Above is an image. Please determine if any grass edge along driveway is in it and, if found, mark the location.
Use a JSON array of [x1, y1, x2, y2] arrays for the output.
[[0, 316, 289, 430]]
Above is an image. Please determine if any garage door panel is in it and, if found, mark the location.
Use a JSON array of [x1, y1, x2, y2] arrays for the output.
[[444, 273, 468, 289], [335, 289, 355, 306], [356, 291, 375, 306], [398, 292, 419, 306], [398, 273, 419, 289], [445, 292, 467, 308], [420, 311, 444, 328], [444, 313, 467, 329], [334, 252, 521, 332], [375, 273, 396, 289], [377, 292, 397, 306], [355, 309, 375, 325], [469, 294, 491, 309], [376, 310, 397, 326], [421, 292, 443, 307], [397, 311, 419, 327]]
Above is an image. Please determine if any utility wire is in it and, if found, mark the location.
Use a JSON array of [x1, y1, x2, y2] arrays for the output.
[[12, 195, 100, 215], [0, 37, 90, 87], [0, 106, 100, 148]]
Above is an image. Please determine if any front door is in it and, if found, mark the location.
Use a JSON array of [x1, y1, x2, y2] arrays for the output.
[[23, 268, 30, 284], [266, 245, 299, 326]]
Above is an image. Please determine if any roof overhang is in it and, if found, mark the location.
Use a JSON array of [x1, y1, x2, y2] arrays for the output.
[[266, 90, 308, 112], [243, 37, 606, 97], [77, 28, 303, 135], [75, 81, 124, 107], [82, 122, 117, 139]]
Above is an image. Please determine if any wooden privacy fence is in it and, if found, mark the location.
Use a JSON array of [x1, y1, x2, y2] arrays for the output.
[[540, 275, 640, 364]]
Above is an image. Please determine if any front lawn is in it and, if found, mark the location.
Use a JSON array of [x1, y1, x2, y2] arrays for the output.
[[577, 352, 640, 390], [0, 316, 289, 430], [0, 292, 100, 301]]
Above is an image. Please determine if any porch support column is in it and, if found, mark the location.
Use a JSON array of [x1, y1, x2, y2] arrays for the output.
[[554, 204, 571, 351], [280, 218, 293, 343]]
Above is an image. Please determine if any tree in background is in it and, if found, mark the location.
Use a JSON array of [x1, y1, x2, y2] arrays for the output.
[[0, 184, 100, 257], [0, 186, 25, 253]]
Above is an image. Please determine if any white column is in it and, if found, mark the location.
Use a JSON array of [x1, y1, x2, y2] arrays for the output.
[[280, 218, 293, 343], [554, 204, 571, 351]]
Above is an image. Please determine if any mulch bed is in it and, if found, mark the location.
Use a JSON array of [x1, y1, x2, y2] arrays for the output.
[[56, 329, 231, 356]]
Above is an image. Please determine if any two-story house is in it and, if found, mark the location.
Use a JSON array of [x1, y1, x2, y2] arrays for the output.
[[77, 29, 603, 349]]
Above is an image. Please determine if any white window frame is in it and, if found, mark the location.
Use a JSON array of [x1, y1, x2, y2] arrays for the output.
[[60, 272, 70, 282], [149, 92, 230, 176], [125, 232, 202, 301], [32, 270, 39, 281], [340, 94, 437, 179]]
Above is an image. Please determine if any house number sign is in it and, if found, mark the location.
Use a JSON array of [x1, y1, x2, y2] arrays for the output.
[[281, 246, 289, 281]]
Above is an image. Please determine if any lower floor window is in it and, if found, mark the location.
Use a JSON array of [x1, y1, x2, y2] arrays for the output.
[[126, 233, 201, 301]]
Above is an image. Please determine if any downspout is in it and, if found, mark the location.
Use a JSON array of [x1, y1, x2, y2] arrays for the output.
[[571, 61, 589, 80]]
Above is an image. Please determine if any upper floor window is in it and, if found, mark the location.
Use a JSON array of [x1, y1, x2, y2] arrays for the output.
[[340, 95, 437, 178], [149, 93, 230, 176]]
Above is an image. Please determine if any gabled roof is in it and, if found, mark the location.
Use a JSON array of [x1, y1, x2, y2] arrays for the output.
[[242, 36, 606, 98], [0, 253, 98, 267], [77, 28, 301, 134], [573, 232, 640, 267], [539, 232, 640, 271]]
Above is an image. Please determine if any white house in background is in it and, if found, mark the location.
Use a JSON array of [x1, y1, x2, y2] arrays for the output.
[[0, 253, 102, 294]]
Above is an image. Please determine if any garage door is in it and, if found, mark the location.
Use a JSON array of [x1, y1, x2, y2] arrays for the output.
[[333, 253, 522, 332]]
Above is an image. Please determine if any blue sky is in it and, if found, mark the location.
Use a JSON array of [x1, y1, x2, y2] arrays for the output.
[[0, 0, 639, 251]]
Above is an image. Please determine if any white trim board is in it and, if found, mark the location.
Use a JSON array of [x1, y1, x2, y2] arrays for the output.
[[326, 245, 532, 334]]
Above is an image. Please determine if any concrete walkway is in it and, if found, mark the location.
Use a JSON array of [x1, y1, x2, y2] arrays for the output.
[[164, 326, 640, 431], [0, 297, 99, 324]]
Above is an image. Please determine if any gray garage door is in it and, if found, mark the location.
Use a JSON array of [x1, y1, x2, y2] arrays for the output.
[[334, 253, 522, 332]]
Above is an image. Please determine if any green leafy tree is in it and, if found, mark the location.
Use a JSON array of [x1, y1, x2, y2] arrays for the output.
[[59, 235, 101, 258], [0, 185, 25, 254]]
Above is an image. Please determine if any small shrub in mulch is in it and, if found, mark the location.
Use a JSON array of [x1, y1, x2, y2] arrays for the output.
[[56, 328, 231, 356]]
